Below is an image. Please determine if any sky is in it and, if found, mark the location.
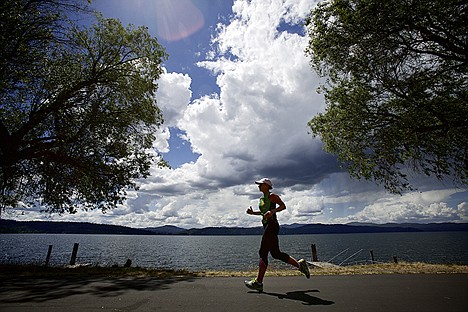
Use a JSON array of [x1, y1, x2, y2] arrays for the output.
[[7, 0, 467, 228]]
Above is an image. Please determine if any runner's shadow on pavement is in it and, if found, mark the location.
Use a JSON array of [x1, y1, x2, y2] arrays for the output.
[[253, 289, 334, 306]]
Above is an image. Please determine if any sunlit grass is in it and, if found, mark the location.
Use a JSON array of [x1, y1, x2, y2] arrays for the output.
[[1, 262, 467, 279], [199, 262, 468, 277]]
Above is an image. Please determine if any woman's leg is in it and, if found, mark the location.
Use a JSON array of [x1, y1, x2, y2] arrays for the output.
[[268, 222, 300, 269], [257, 258, 267, 283], [257, 223, 275, 283], [287, 256, 300, 268]]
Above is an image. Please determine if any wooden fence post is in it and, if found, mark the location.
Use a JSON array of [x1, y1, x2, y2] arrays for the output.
[[45, 245, 53, 266], [70, 243, 79, 265], [311, 244, 318, 262], [124, 259, 132, 267], [370, 250, 375, 264], [393, 256, 398, 264]]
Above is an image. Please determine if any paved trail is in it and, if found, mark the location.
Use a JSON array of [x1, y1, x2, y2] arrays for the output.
[[1, 274, 467, 311]]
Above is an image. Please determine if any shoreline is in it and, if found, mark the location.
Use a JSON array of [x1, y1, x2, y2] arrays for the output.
[[1, 262, 467, 278]]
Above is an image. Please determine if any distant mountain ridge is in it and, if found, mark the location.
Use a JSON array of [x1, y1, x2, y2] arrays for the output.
[[0, 220, 154, 235], [1, 219, 467, 235], [158, 222, 468, 235], [144, 225, 186, 235]]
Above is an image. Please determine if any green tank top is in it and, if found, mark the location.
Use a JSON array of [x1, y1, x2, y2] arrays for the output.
[[259, 193, 278, 224]]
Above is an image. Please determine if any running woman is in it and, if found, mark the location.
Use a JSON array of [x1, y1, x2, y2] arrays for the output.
[[244, 178, 310, 292]]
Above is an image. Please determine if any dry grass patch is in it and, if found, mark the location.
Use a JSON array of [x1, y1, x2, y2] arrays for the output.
[[197, 262, 468, 277]]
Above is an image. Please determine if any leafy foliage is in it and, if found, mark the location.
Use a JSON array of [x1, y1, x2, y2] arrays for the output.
[[0, 0, 168, 213], [305, 0, 467, 193]]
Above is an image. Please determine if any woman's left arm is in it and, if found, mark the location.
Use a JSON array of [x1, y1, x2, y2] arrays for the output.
[[271, 194, 286, 214]]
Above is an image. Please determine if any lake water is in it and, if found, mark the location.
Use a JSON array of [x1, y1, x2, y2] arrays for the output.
[[0, 232, 467, 271]]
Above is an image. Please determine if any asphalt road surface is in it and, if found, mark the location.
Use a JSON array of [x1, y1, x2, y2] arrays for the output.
[[1, 274, 467, 311]]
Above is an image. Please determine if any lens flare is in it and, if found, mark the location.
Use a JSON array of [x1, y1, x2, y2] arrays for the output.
[[155, 0, 205, 42]]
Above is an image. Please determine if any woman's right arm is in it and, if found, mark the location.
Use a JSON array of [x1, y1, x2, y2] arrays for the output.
[[246, 206, 262, 215]]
